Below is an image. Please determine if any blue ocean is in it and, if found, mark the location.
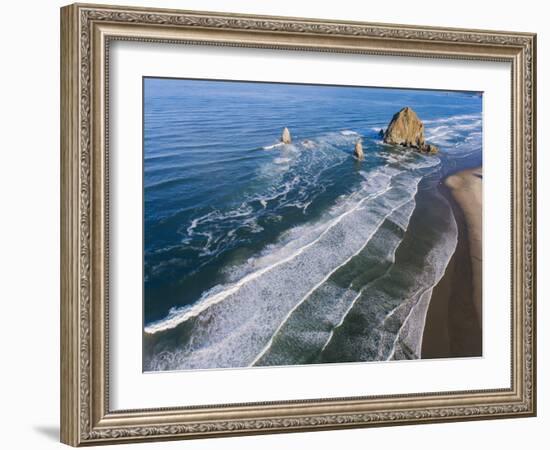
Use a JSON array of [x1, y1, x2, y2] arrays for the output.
[[142, 78, 482, 371]]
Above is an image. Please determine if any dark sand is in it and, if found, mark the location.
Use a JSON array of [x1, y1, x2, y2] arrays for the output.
[[421, 168, 482, 358]]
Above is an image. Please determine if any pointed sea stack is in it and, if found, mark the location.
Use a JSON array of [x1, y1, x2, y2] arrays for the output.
[[354, 139, 364, 160], [383, 107, 439, 154], [281, 127, 292, 144], [383, 107, 425, 148]]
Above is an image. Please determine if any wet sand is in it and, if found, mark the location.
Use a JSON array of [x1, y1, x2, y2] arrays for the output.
[[422, 167, 482, 358]]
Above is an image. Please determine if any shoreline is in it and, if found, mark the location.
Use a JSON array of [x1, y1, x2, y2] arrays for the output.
[[421, 167, 482, 358]]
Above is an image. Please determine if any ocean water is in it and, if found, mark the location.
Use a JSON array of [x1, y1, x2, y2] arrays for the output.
[[142, 78, 482, 371]]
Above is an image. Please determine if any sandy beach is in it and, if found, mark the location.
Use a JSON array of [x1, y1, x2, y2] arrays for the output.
[[422, 167, 482, 358]]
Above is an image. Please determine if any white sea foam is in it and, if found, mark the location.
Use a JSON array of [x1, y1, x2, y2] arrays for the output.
[[168, 136, 351, 261], [318, 189, 458, 363], [179, 203, 261, 257], [146, 151, 440, 339], [316, 199, 416, 356], [274, 157, 292, 165], [423, 113, 481, 125], [145, 167, 430, 371], [250, 192, 419, 366], [424, 113, 482, 159], [386, 201, 458, 360], [262, 142, 284, 150], [386, 289, 433, 360], [145, 168, 397, 335]]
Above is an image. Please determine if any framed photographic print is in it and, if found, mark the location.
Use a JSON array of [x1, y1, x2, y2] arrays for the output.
[[60, 3, 537, 446]]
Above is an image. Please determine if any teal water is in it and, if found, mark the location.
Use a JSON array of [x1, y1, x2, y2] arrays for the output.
[[142, 78, 482, 371]]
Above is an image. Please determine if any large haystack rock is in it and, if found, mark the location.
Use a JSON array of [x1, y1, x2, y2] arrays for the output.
[[383, 107, 425, 148], [383, 107, 439, 154]]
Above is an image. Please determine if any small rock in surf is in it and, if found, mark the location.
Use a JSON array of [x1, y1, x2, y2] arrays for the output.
[[281, 127, 292, 144], [354, 139, 365, 160]]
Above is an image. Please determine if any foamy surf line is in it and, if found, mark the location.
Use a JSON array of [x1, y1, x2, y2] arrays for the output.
[[254, 198, 417, 366], [263, 142, 284, 150], [146, 175, 424, 370], [422, 113, 481, 125], [386, 289, 433, 361], [249, 190, 419, 366], [144, 171, 397, 335], [171, 137, 351, 260], [318, 199, 416, 355], [386, 222, 458, 361]]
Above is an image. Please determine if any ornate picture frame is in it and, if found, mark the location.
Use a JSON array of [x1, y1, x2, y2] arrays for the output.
[[60, 3, 536, 446]]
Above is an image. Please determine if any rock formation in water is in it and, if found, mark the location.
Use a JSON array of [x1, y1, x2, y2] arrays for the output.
[[383, 107, 439, 154], [281, 127, 292, 144], [421, 143, 439, 154], [383, 107, 425, 147], [354, 139, 364, 160]]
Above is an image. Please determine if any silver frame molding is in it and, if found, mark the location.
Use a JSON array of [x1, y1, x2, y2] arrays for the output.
[[60, 3, 536, 446]]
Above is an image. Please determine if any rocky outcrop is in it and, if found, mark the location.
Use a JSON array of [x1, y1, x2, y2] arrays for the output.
[[383, 107, 425, 147], [383, 107, 438, 154], [281, 127, 292, 144], [354, 139, 364, 160], [421, 143, 439, 154]]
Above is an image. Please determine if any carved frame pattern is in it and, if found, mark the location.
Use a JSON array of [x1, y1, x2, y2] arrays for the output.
[[60, 3, 536, 446]]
